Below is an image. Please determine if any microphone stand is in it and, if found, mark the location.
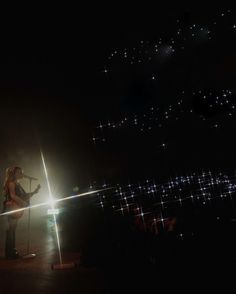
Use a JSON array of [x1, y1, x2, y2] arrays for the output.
[[22, 178, 36, 259]]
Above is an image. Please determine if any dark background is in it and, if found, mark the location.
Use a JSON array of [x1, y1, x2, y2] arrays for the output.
[[0, 6, 235, 290], [0, 5, 235, 191]]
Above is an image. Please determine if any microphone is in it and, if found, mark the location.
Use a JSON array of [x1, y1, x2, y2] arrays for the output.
[[23, 174, 38, 181]]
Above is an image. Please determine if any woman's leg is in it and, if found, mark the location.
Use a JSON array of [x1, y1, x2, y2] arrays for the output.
[[5, 217, 18, 258]]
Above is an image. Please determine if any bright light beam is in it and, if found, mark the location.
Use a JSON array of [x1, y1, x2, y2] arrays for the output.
[[55, 189, 112, 203], [40, 147, 115, 266], [40, 148, 63, 264], [0, 201, 50, 217], [0, 187, 113, 218]]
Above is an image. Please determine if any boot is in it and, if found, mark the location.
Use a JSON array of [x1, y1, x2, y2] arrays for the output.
[[12, 230, 19, 257]]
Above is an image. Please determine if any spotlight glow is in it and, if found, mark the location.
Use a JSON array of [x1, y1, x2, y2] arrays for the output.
[[40, 148, 63, 264]]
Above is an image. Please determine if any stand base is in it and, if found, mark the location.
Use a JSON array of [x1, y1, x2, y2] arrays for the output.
[[51, 262, 76, 270], [22, 253, 36, 259]]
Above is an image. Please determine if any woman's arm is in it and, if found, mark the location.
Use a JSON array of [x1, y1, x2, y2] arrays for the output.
[[25, 184, 41, 198], [8, 182, 27, 207]]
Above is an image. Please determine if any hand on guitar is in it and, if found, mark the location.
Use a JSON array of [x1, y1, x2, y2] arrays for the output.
[[33, 184, 41, 195]]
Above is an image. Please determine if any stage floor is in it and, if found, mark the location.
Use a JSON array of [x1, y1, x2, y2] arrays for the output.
[[0, 211, 234, 292], [0, 214, 106, 294]]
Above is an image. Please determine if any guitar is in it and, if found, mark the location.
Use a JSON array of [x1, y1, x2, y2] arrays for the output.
[[3, 183, 41, 219]]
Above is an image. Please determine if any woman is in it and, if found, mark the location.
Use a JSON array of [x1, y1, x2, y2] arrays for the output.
[[3, 166, 40, 259]]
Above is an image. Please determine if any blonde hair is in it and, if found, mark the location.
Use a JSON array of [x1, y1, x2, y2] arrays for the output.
[[3, 166, 22, 192]]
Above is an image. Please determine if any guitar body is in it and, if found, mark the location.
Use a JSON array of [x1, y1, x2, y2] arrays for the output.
[[4, 200, 24, 219], [3, 182, 40, 219]]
